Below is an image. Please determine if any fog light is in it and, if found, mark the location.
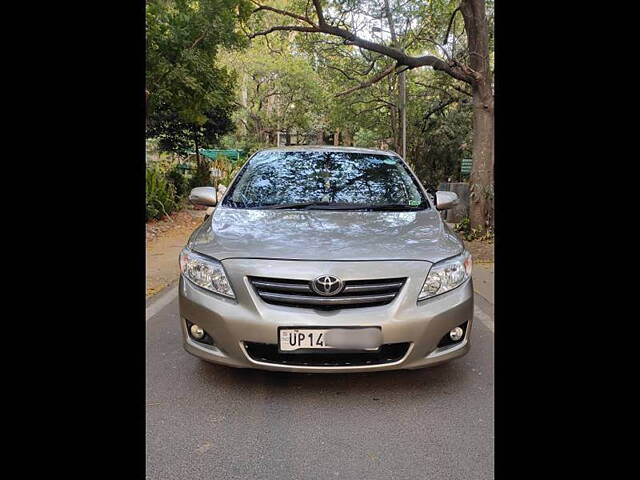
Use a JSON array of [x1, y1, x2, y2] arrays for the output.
[[190, 324, 205, 340], [449, 327, 464, 341]]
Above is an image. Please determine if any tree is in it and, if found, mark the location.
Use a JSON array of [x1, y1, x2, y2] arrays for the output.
[[219, 31, 328, 148], [246, 0, 493, 231], [146, 0, 251, 162], [146, 103, 235, 157], [146, 0, 251, 115]]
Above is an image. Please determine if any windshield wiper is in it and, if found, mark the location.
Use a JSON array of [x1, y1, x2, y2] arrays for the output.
[[256, 201, 331, 210], [255, 202, 425, 211], [313, 203, 425, 211], [365, 203, 426, 211]]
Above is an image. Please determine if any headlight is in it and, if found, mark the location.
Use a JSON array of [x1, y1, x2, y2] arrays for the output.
[[179, 248, 235, 299], [418, 250, 472, 301]]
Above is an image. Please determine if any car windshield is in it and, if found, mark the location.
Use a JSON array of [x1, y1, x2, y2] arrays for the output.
[[223, 150, 429, 210]]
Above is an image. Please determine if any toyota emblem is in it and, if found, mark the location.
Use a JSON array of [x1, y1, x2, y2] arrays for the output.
[[310, 275, 344, 296]]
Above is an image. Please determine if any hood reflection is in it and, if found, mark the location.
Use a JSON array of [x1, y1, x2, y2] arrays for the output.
[[191, 208, 463, 263]]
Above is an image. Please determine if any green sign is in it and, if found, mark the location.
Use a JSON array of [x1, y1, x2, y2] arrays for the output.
[[198, 149, 243, 163], [461, 158, 472, 174], [187, 149, 245, 164]]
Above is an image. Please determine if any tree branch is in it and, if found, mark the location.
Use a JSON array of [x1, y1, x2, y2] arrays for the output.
[[249, 25, 320, 38], [382, 0, 398, 45], [251, 1, 315, 26], [419, 98, 459, 133], [443, 7, 461, 44], [249, 1, 474, 84], [349, 97, 396, 109], [422, 98, 458, 121], [325, 58, 381, 81], [190, 32, 207, 50], [450, 84, 472, 97], [325, 64, 358, 81], [312, 0, 325, 25], [413, 81, 471, 98], [335, 64, 397, 97]]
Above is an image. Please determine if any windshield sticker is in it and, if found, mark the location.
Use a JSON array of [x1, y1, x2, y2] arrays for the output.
[[383, 158, 397, 165], [409, 199, 420, 206]]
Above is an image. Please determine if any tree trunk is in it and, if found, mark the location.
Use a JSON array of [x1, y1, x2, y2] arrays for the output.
[[343, 129, 353, 146], [334, 128, 340, 146], [398, 71, 406, 159], [461, 0, 493, 231], [244, 0, 492, 229], [194, 130, 201, 167], [388, 76, 399, 152], [239, 74, 248, 136], [468, 84, 494, 230]]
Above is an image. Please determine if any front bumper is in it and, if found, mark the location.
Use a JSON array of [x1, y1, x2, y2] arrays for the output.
[[178, 258, 473, 373]]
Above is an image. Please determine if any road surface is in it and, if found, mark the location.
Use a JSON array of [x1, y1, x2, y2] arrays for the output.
[[146, 289, 494, 480]]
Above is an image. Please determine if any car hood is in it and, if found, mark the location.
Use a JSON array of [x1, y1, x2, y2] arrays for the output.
[[188, 207, 463, 263]]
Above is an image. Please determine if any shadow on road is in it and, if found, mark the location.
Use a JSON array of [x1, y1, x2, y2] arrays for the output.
[[190, 355, 469, 401]]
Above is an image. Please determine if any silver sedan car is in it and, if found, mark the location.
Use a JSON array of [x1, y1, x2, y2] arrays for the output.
[[178, 146, 473, 373]]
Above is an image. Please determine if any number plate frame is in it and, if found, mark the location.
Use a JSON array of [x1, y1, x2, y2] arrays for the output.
[[277, 326, 382, 353]]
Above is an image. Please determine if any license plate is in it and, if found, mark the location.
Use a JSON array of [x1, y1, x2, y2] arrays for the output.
[[278, 327, 382, 352]]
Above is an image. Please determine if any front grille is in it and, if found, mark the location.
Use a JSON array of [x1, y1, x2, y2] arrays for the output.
[[244, 342, 410, 367], [249, 276, 406, 309]]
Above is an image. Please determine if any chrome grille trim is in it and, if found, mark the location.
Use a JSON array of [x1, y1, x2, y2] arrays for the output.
[[343, 282, 404, 293], [258, 291, 397, 306], [250, 280, 312, 293], [249, 276, 406, 309]]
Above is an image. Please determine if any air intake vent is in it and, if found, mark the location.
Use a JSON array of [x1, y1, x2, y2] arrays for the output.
[[244, 342, 410, 366], [249, 276, 406, 310]]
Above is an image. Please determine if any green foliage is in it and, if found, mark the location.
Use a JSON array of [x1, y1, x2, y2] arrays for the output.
[[219, 132, 269, 158], [145, 0, 492, 201], [231, 0, 490, 189], [146, 167, 181, 221], [408, 80, 473, 188], [166, 165, 190, 198], [220, 157, 247, 187], [146, 103, 235, 155], [146, 0, 251, 154], [189, 158, 212, 189], [219, 35, 327, 146], [146, 0, 251, 119], [454, 218, 494, 241]]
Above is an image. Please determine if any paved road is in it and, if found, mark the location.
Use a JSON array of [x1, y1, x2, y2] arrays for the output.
[[146, 291, 494, 480]]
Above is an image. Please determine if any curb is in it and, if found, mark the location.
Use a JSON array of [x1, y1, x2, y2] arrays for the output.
[[473, 296, 494, 333], [146, 279, 179, 321]]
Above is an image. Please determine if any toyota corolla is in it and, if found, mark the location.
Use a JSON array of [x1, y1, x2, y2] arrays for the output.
[[178, 146, 473, 372]]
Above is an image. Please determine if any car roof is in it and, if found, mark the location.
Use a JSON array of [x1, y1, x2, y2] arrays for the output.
[[256, 145, 401, 157]]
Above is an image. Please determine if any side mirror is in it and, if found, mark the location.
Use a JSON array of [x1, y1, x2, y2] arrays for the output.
[[189, 186, 217, 207], [435, 191, 459, 210]]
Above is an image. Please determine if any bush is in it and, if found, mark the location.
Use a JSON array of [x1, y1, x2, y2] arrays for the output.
[[189, 159, 212, 190], [166, 165, 190, 198], [146, 167, 180, 221], [221, 157, 246, 186], [453, 217, 493, 242]]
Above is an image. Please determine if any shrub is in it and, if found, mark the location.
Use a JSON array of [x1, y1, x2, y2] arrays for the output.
[[221, 157, 246, 187], [453, 217, 493, 242], [146, 167, 180, 221], [189, 158, 212, 190], [166, 165, 190, 198]]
